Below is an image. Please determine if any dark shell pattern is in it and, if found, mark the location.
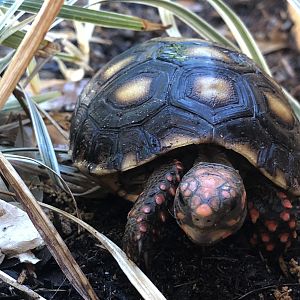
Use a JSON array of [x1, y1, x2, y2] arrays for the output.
[[70, 38, 300, 195]]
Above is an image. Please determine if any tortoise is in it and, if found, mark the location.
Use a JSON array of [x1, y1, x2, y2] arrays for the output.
[[70, 37, 300, 264]]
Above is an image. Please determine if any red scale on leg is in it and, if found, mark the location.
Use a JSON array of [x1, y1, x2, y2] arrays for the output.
[[247, 182, 297, 257], [123, 160, 184, 264]]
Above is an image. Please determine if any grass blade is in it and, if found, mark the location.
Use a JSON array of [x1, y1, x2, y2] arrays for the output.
[[158, 0, 181, 37], [0, 152, 99, 300], [40, 202, 167, 300], [206, 0, 271, 75], [287, 0, 300, 12], [22, 89, 62, 186], [99, 0, 237, 49], [0, 0, 166, 31], [0, 0, 24, 31], [205, 0, 300, 120]]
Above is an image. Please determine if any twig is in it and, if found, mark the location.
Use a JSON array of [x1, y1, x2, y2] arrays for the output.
[[0, 270, 46, 300], [0, 152, 99, 300]]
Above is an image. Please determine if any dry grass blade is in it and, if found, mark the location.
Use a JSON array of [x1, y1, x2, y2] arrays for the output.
[[158, 0, 181, 37], [0, 0, 63, 109], [40, 202, 167, 300], [287, 0, 300, 12], [0, 270, 46, 300], [0, 152, 99, 300]]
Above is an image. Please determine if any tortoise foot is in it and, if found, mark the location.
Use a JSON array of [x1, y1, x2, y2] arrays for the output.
[[123, 160, 183, 265], [247, 182, 297, 257]]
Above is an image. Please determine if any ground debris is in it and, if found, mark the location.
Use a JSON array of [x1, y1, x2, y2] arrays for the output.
[[273, 286, 293, 300]]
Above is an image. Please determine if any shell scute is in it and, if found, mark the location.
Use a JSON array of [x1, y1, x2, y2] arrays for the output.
[[70, 38, 300, 195]]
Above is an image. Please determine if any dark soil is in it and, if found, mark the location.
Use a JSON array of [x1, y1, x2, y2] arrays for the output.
[[1, 1, 300, 299]]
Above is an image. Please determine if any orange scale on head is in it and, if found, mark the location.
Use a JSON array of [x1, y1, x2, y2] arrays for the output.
[[202, 175, 224, 188], [200, 187, 215, 200], [189, 180, 198, 192], [221, 190, 231, 199], [209, 198, 220, 211], [191, 195, 201, 209], [195, 204, 213, 217]]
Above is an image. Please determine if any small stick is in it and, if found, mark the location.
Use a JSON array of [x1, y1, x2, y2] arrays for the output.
[[0, 270, 46, 300]]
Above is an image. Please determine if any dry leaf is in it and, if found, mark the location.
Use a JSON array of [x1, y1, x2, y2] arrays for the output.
[[0, 200, 44, 263]]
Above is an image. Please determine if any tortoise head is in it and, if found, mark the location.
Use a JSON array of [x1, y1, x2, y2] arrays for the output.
[[174, 163, 246, 245]]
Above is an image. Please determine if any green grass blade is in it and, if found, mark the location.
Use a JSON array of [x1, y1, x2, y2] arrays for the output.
[[287, 0, 300, 12], [0, 15, 35, 44], [205, 0, 300, 120], [100, 0, 238, 49], [0, 50, 14, 73], [3, 91, 61, 112], [22, 89, 62, 187], [158, 0, 181, 37], [0, 0, 164, 31], [206, 0, 271, 75], [0, 0, 24, 31]]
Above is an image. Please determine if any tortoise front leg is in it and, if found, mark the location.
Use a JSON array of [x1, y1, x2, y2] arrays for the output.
[[123, 159, 184, 265]]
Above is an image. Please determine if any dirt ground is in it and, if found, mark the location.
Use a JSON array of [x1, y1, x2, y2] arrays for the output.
[[1, 0, 300, 299]]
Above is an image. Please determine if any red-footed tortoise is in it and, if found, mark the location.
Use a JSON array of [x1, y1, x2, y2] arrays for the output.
[[70, 37, 300, 264]]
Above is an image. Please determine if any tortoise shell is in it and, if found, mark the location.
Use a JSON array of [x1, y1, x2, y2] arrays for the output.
[[70, 37, 300, 195]]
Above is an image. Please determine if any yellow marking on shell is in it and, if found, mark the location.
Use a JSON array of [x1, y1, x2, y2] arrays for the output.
[[192, 76, 234, 106], [161, 134, 209, 150], [186, 46, 230, 61], [114, 76, 152, 105], [225, 142, 289, 192], [272, 168, 287, 190], [121, 152, 138, 171], [231, 143, 258, 166], [264, 91, 294, 125], [102, 56, 134, 80]]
